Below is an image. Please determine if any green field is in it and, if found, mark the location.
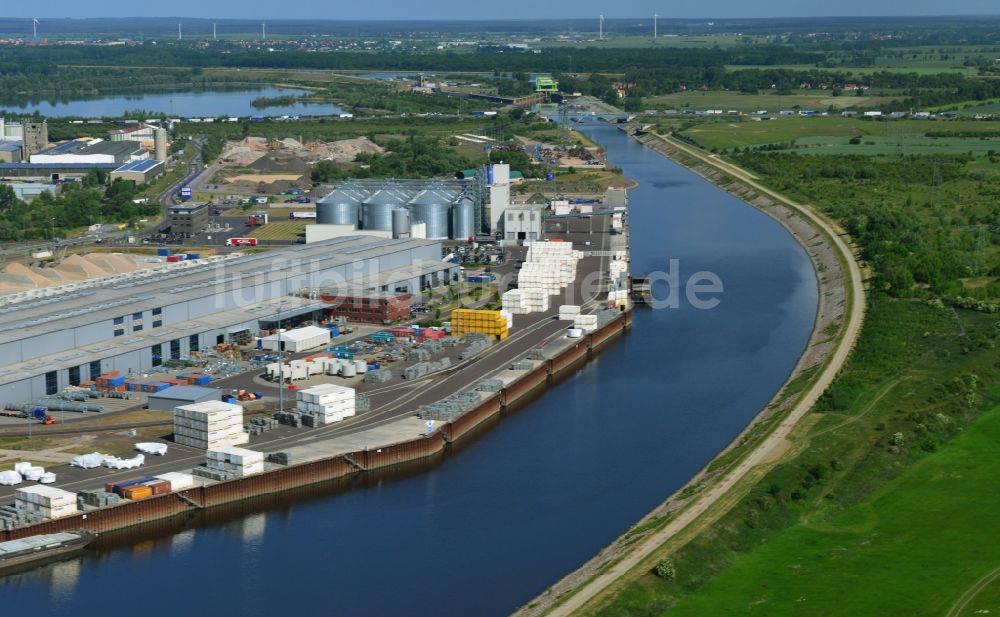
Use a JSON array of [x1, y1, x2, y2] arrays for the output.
[[544, 34, 758, 49], [725, 63, 979, 76], [616, 401, 1000, 617], [599, 298, 1000, 617], [646, 90, 897, 113], [677, 117, 1000, 152], [249, 220, 307, 241]]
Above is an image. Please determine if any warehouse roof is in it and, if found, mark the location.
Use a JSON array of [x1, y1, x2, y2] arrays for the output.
[[0, 141, 22, 152], [76, 140, 142, 157], [39, 141, 85, 155], [0, 236, 439, 345], [0, 162, 118, 170], [114, 159, 163, 173]]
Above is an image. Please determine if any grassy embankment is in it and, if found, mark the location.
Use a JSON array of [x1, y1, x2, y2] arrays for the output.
[[589, 120, 1000, 616]]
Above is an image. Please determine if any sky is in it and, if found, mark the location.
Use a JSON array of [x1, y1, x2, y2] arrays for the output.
[[8, 1, 1000, 20]]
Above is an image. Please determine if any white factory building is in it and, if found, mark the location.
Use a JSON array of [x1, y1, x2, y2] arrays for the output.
[[30, 139, 147, 165], [0, 236, 460, 407]]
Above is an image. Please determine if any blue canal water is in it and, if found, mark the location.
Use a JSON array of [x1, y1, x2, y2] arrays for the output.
[[0, 122, 817, 616], [0, 86, 343, 119]]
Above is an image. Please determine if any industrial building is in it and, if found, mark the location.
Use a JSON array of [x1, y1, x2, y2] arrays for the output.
[[0, 162, 119, 182], [30, 140, 145, 166], [501, 203, 545, 242], [313, 163, 514, 241], [0, 142, 23, 163], [1, 182, 58, 202], [0, 236, 459, 407], [168, 202, 210, 236], [110, 159, 165, 184], [21, 122, 48, 158]]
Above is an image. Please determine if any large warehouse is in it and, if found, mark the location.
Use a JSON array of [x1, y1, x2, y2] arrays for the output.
[[30, 140, 146, 165], [0, 236, 458, 407]]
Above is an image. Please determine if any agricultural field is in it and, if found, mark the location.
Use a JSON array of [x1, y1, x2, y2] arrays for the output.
[[545, 34, 759, 48], [676, 117, 1000, 151], [599, 299, 1000, 617], [646, 90, 897, 113], [725, 63, 980, 76]]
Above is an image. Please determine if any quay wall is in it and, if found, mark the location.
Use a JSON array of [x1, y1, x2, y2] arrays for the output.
[[0, 310, 631, 542]]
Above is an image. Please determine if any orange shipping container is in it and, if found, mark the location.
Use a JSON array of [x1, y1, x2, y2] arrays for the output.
[[123, 485, 153, 500]]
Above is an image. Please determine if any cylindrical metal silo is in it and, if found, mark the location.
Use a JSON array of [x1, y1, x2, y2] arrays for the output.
[[317, 188, 362, 226], [361, 190, 406, 230], [452, 197, 475, 241], [407, 190, 451, 240], [392, 208, 411, 239]]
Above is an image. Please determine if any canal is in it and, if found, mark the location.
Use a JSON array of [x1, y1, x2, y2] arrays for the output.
[[0, 122, 817, 616]]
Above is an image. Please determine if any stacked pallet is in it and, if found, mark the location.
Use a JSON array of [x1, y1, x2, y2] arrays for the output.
[[173, 401, 248, 450], [606, 289, 629, 309], [574, 314, 599, 333], [205, 447, 264, 478], [558, 305, 581, 321], [15, 485, 78, 520], [501, 289, 549, 314], [451, 309, 509, 341], [296, 384, 356, 424]]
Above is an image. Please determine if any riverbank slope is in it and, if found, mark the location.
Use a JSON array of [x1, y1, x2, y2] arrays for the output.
[[516, 128, 865, 617]]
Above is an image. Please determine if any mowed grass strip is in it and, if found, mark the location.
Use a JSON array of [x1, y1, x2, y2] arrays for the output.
[[614, 401, 1000, 617]]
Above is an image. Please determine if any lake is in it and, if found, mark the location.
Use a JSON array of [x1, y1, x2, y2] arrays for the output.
[[0, 87, 344, 119]]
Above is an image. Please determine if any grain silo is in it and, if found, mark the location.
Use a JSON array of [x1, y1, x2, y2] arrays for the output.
[[317, 187, 364, 226], [391, 208, 411, 239], [452, 196, 475, 241], [407, 189, 452, 240], [361, 189, 407, 230]]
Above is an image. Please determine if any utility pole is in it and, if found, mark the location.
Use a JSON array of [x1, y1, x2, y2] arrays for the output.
[[276, 297, 284, 412]]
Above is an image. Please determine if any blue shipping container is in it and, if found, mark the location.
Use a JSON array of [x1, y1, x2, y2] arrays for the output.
[[186, 253, 200, 260], [157, 248, 171, 256], [107, 376, 126, 387]]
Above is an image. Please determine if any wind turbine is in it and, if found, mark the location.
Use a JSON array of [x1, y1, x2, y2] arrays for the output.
[[178, 23, 182, 40], [599, 15, 604, 40], [262, 23, 266, 41], [32, 18, 39, 40], [654, 13, 658, 40], [213, 23, 217, 40]]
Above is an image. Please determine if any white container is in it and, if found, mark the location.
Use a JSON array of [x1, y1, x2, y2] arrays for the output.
[[566, 328, 583, 338], [39, 473, 56, 484]]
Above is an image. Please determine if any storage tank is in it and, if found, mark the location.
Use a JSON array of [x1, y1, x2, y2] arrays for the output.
[[361, 190, 407, 230], [317, 188, 362, 226], [154, 127, 168, 161], [452, 197, 475, 241], [391, 208, 411, 239], [407, 190, 452, 240]]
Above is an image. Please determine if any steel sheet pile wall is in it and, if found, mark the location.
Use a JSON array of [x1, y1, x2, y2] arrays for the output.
[[1, 311, 630, 542], [447, 392, 503, 442]]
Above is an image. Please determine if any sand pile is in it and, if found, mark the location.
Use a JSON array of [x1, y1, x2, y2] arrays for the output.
[[0, 253, 154, 295]]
